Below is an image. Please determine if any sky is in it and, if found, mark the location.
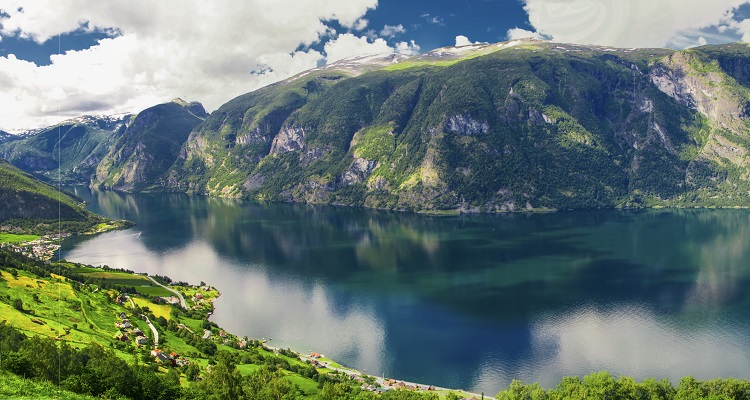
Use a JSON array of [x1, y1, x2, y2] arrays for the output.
[[1, 0, 750, 131]]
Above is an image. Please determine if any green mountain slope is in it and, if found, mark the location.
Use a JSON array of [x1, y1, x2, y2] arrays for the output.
[[0, 129, 12, 144], [93, 99, 206, 191], [166, 40, 750, 211], [0, 159, 107, 232], [0, 115, 131, 184]]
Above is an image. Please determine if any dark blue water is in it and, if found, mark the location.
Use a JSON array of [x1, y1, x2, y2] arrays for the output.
[[60, 187, 750, 394]]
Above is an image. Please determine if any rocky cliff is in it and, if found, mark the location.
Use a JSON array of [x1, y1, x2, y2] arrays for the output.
[[165, 41, 750, 211], [93, 99, 206, 191]]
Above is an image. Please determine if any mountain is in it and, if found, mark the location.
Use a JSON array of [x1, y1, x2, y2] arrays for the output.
[[0, 159, 105, 231], [5, 40, 750, 212], [0, 113, 132, 184], [0, 129, 12, 144], [164, 40, 750, 211], [92, 99, 206, 191]]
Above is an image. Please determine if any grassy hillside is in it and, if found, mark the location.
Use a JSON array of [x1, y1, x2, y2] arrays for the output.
[[0, 249, 327, 399], [0, 370, 96, 400], [165, 41, 750, 212], [0, 159, 111, 234]]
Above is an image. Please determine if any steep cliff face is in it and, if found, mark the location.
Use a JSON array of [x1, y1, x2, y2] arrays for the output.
[[647, 46, 750, 203], [93, 99, 205, 191], [170, 41, 728, 211]]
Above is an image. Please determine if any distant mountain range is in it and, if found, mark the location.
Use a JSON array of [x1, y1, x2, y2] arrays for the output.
[[4, 39, 750, 212]]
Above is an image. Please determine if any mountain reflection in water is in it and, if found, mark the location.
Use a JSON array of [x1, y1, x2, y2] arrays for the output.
[[61, 187, 750, 394]]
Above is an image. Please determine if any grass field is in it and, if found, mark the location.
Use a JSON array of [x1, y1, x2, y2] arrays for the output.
[[136, 285, 173, 297], [0, 233, 41, 243], [73, 267, 172, 296], [285, 373, 321, 398], [132, 296, 173, 319], [236, 363, 263, 375], [0, 270, 125, 347]]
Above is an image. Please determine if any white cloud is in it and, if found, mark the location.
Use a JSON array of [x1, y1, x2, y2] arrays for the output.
[[518, 0, 747, 48], [352, 18, 369, 31], [738, 18, 750, 42], [322, 33, 420, 64], [455, 35, 480, 47], [379, 24, 405, 38], [323, 33, 395, 63], [420, 13, 445, 26], [0, 0, 379, 130], [506, 27, 545, 41], [395, 40, 420, 55]]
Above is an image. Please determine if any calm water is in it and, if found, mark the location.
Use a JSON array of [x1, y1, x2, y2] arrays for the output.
[[60, 187, 750, 394]]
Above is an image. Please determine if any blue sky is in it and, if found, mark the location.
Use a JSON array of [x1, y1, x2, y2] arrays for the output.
[[0, 0, 748, 130], [2, 0, 532, 67]]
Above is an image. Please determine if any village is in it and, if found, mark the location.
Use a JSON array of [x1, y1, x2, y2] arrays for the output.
[[109, 283, 487, 398], [0, 232, 69, 261]]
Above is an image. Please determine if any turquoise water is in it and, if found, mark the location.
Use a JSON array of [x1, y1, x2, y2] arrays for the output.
[[60, 187, 750, 394]]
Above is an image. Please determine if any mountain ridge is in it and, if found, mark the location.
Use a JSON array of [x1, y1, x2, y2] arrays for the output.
[[6, 40, 750, 212], [163, 40, 750, 211]]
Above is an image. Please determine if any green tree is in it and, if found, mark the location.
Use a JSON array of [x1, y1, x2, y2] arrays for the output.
[[496, 380, 548, 400], [640, 378, 675, 400], [185, 362, 201, 382], [197, 351, 244, 400]]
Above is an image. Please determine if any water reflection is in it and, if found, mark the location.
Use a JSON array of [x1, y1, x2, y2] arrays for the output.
[[526, 305, 749, 387], [61, 187, 750, 394]]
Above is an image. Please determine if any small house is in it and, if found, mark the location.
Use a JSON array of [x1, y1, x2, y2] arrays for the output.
[[156, 352, 174, 365], [202, 330, 212, 339], [136, 336, 149, 345]]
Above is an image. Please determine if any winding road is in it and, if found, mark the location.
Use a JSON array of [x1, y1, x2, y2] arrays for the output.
[[144, 315, 159, 348], [126, 295, 159, 348], [146, 276, 187, 308]]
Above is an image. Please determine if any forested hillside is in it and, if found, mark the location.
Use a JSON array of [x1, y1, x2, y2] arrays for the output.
[[0, 159, 108, 233], [166, 41, 750, 212]]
